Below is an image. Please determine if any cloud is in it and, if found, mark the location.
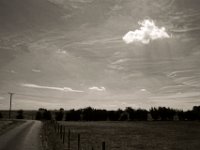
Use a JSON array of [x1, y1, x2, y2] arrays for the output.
[[111, 59, 130, 65], [140, 89, 147, 92], [89, 86, 106, 91], [32, 69, 41, 73], [21, 83, 83, 93], [56, 49, 67, 54], [151, 91, 200, 100], [10, 70, 16, 74], [122, 19, 170, 44]]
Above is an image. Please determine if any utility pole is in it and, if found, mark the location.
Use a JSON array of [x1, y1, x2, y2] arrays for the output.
[[8, 92, 14, 119]]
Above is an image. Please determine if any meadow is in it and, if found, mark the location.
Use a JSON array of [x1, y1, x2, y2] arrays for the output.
[[0, 110, 36, 120], [0, 120, 24, 135], [58, 121, 200, 150]]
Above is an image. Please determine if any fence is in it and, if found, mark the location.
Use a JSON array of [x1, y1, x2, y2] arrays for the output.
[[43, 120, 107, 150]]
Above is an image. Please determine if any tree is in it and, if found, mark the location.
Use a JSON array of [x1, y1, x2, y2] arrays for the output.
[[35, 108, 52, 120], [119, 111, 129, 121], [135, 109, 148, 121], [43, 109, 52, 120], [93, 109, 108, 121], [192, 106, 200, 120], [177, 110, 186, 121], [35, 111, 42, 120], [150, 107, 159, 121], [55, 108, 64, 121], [82, 107, 94, 121], [108, 110, 119, 121], [0, 112, 3, 119], [157, 107, 176, 121], [65, 109, 81, 121], [125, 107, 135, 121], [16, 109, 24, 119]]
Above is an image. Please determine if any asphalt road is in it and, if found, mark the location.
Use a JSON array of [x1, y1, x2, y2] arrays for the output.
[[0, 120, 42, 150]]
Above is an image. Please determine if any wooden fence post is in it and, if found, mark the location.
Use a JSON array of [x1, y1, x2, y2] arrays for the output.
[[102, 142, 105, 150], [78, 133, 80, 150], [60, 125, 63, 139], [57, 124, 59, 133], [68, 129, 71, 150], [63, 126, 65, 144], [54, 121, 56, 131]]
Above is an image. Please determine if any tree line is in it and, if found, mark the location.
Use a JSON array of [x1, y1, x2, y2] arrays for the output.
[[32, 106, 200, 121], [0, 106, 199, 121]]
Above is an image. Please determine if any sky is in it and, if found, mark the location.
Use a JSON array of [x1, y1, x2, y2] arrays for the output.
[[0, 0, 200, 110]]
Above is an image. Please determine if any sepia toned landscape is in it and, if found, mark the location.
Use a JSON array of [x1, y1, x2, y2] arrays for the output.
[[1, 0, 200, 150]]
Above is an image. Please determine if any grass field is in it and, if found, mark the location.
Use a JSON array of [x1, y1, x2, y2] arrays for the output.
[[58, 121, 200, 150], [0, 120, 24, 135], [0, 110, 36, 120]]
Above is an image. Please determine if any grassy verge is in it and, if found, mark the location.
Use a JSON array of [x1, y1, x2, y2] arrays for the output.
[[40, 121, 200, 150], [59, 121, 200, 150], [41, 121, 64, 150], [0, 119, 25, 135]]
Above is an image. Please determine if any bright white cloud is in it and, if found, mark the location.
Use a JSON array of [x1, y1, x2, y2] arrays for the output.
[[122, 19, 170, 44], [89, 86, 106, 91], [21, 83, 83, 93]]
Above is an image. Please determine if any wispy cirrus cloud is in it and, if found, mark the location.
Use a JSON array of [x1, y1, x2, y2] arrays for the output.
[[89, 86, 106, 91], [56, 49, 67, 54], [123, 19, 170, 44], [21, 83, 83, 93]]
